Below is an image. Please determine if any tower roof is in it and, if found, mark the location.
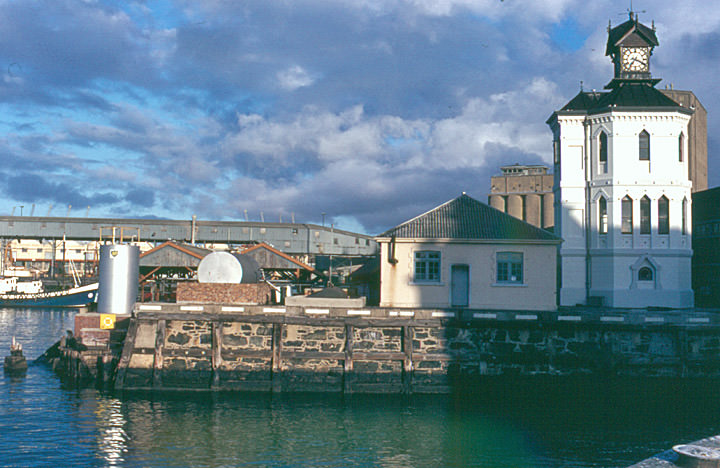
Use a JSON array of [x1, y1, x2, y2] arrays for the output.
[[606, 14, 659, 56], [559, 84, 688, 114]]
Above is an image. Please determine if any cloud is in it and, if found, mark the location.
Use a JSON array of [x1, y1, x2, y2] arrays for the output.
[[0, 0, 718, 233], [277, 65, 317, 91]]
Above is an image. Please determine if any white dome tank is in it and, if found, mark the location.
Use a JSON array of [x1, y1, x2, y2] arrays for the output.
[[197, 252, 261, 284]]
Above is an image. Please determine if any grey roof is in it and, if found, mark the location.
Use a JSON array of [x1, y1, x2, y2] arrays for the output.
[[139, 241, 211, 268], [378, 194, 560, 242], [606, 16, 659, 56]]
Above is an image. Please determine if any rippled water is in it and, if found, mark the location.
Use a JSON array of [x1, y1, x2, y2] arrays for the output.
[[1, 308, 719, 467]]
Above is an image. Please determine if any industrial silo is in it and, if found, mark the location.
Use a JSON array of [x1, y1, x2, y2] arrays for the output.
[[97, 243, 140, 315]]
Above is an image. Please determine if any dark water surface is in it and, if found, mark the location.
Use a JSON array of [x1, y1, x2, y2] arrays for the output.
[[1, 308, 718, 467]]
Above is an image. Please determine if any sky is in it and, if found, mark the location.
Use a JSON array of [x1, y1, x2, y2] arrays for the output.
[[0, 0, 719, 235]]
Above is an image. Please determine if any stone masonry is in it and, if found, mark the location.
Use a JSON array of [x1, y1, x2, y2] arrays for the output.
[[109, 305, 720, 394]]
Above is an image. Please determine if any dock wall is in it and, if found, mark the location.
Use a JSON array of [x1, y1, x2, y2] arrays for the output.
[[112, 304, 720, 393]]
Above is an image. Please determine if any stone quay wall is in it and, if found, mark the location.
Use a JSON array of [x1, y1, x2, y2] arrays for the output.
[[113, 304, 720, 393]]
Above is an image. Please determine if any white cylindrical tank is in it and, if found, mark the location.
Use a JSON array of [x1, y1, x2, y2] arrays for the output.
[[97, 244, 140, 316], [197, 252, 261, 284]]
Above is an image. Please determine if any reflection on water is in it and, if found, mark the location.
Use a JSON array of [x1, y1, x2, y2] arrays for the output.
[[1, 307, 719, 467]]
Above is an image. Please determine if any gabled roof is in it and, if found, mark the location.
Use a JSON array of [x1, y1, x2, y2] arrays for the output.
[[606, 16, 659, 56], [378, 194, 560, 242], [139, 241, 211, 267], [241, 242, 315, 271]]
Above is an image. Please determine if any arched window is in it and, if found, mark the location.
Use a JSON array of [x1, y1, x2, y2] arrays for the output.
[[640, 196, 651, 234], [638, 267, 654, 282], [658, 196, 669, 235], [639, 130, 650, 161], [622, 196, 633, 234], [599, 197, 608, 234], [682, 197, 688, 235], [599, 132, 608, 173], [679, 132, 685, 162]]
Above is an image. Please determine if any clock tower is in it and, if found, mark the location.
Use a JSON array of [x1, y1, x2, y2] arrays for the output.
[[547, 12, 694, 309], [606, 12, 659, 84]]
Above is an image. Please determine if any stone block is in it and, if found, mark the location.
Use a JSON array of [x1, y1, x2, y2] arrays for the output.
[[176, 282, 273, 305], [79, 328, 110, 347], [74, 313, 101, 337]]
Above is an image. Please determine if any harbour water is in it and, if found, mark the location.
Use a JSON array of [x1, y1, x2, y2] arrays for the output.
[[1, 308, 719, 467]]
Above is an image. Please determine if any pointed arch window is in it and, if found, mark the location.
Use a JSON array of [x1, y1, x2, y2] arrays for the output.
[[638, 266, 654, 282], [599, 197, 608, 234], [640, 196, 651, 234], [682, 197, 688, 235], [679, 132, 685, 162], [599, 132, 608, 173], [658, 196, 669, 235], [639, 130, 650, 161], [622, 196, 633, 234]]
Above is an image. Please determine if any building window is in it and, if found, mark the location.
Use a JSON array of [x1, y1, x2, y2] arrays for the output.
[[599, 197, 608, 234], [679, 132, 685, 162], [497, 252, 523, 284], [658, 196, 669, 235], [638, 266, 653, 282], [682, 197, 688, 235], [640, 196, 651, 234], [622, 196, 633, 234], [639, 130, 650, 161], [599, 132, 608, 173], [414, 251, 440, 282], [553, 140, 560, 165]]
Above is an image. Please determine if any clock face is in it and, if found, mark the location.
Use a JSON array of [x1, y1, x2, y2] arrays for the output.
[[622, 47, 649, 72]]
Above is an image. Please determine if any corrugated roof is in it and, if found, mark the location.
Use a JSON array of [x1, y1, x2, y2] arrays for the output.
[[378, 194, 560, 242]]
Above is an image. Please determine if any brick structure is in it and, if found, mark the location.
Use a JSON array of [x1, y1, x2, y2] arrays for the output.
[[176, 282, 273, 305]]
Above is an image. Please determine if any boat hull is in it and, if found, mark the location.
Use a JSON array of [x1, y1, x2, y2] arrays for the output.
[[0, 283, 99, 308]]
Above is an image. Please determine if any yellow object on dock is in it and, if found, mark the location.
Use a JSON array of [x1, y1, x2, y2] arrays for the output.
[[100, 314, 116, 330]]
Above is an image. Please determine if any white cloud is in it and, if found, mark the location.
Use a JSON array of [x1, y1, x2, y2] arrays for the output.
[[277, 65, 317, 91]]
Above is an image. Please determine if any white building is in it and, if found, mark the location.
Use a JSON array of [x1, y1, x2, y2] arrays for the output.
[[376, 194, 561, 311], [548, 13, 694, 308]]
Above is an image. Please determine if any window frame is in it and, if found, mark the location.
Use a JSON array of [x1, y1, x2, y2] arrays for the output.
[[598, 197, 608, 234], [658, 195, 669, 235], [599, 131, 608, 173], [621, 196, 633, 234], [639, 130, 650, 161], [414, 251, 441, 283], [638, 266, 654, 282], [496, 252, 524, 284], [640, 196, 651, 235], [679, 132, 685, 163]]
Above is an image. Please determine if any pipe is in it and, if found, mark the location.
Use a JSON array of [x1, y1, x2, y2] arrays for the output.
[[584, 117, 592, 303], [191, 215, 196, 245]]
